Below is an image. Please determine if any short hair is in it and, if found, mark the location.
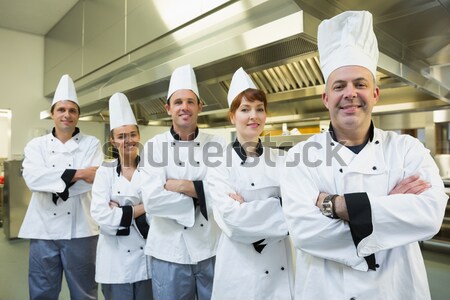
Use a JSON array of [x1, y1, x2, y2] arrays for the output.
[[228, 88, 267, 120]]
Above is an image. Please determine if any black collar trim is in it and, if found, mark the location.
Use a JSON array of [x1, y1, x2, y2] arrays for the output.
[[52, 127, 80, 138], [328, 121, 374, 143], [170, 126, 199, 141], [232, 138, 263, 163]]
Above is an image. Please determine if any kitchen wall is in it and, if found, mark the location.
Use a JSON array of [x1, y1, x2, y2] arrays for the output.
[[0, 27, 105, 159]]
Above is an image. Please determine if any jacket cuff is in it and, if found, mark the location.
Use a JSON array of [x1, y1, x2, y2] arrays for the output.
[[54, 169, 77, 202], [119, 205, 133, 227], [193, 180, 208, 220], [345, 192, 377, 271], [61, 169, 76, 186]]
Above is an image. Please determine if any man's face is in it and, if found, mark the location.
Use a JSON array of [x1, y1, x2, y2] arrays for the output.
[[165, 89, 202, 131], [51, 100, 80, 133], [322, 65, 379, 132]]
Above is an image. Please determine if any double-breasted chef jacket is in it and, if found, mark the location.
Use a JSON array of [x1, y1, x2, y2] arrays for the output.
[[19, 128, 103, 240], [141, 128, 225, 264], [207, 140, 294, 300], [91, 160, 151, 284], [281, 124, 448, 300]]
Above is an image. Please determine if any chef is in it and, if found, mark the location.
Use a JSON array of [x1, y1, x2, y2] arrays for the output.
[[19, 74, 103, 300], [140, 64, 225, 300], [281, 11, 448, 300], [207, 67, 294, 299], [91, 92, 152, 300]]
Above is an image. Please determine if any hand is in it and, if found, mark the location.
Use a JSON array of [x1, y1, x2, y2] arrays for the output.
[[164, 179, 197, 198], [229, 193, 244, 204], [389, 175, 431, 195], [133, 203, 146, 218], [316, 192, 349, 221], [109, 201, 119, 209], [73, 166, 99, 184], [315, 192, 328, 208]]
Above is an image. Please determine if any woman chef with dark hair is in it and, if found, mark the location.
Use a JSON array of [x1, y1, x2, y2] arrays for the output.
[[91, 92, 152, 300]]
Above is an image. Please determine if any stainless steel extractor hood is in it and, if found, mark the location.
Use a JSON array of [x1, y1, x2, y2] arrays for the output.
[[42, 0, 450, 128]]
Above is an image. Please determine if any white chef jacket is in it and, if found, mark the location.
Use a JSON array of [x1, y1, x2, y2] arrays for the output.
[[141, 130, 225, 264], [207, 141, 294, 300], [91, 161, 151, 284], [19, 130, 102, 240], [281, 125, 447, 300]]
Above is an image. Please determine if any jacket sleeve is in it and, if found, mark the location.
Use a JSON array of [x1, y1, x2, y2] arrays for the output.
[[281, 142, 369, 271], [90, 166, 132, 236], [208, 154, 289, 245], [22, 138, 66, 194], [355, 136, 447, 256], [140, 138, 195, 227], [69, 137, 103, 197]]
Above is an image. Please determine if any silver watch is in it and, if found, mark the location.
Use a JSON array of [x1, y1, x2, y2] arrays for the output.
[[321, 194, 338, 219]]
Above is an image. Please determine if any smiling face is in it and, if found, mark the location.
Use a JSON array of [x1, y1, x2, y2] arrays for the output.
[[322, 65, 380, 137], [165, 89, 202, 133], [110, 125, 140, 160], [230, 91, 267, 142], [50, 100, 80, 133]]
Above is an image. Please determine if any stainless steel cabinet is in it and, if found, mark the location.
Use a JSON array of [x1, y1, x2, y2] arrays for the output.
[[3, 160, 31, 239]]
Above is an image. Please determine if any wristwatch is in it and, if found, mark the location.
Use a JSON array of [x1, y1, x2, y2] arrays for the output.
[[321, 194, 339, 219]]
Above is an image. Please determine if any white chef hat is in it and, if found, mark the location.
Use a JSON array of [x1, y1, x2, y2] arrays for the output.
[[318, 11, 379, 83], [167, 64, 200, 102], [108, 92, 137, 131], [52, 74, 79, 106], [227, 67, 257, 107]]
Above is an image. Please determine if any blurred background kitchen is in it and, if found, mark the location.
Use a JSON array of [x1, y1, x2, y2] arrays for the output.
[[0, 0, 449, 299]]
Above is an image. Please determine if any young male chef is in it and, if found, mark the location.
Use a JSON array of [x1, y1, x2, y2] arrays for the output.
[[281, 11, 447, 300], [19, 74, 103, 300], [141, 64, 225, 300]]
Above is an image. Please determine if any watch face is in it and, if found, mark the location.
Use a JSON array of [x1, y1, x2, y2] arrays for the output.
[[322, 196, 334, 217]]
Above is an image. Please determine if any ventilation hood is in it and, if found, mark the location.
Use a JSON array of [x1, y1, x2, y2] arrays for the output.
[[42, 0, 450, 128]]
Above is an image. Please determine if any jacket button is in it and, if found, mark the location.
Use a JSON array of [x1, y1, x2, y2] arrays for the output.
[[265, 270, 269, 274], [184, 227, 187, 230], [240, 161, 244, 165], [172, 142, 175, 146], [196, 161, 199, 165], [339, 168, 343, 173], [372, 166, 377, 170], [140, 247, 143, 250], [330, 142, 335, 146], [68, 164, 71, 167], [350, 298, 356, 300], [67, 212, 70, 215], [54, 213, 56, 216], [375, 264, 380, 268], [375, 140, 379, 144], [127, 250, 130, 253], [197, 143, 200, 146], [281, 267, 285, 271], [52, 151, 55, 153], [179, 162, 182, 166], [200, 224, 204, 227], [118, 191, 120, 194], [251, 183, 255, 186], [52, 165, 55, 167]]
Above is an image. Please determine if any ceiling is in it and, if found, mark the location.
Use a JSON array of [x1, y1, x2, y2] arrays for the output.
[[108, 0, 450, 128], [1, 0, 449, 129], [0, 0, 78, 35]]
